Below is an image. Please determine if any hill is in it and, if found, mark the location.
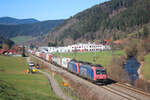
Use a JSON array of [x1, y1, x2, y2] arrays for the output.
[[0, 19, 64, 42], [45, 0, 150, 45], [0, 17, 39, 25]]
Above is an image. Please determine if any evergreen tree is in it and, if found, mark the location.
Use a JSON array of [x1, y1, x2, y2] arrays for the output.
[[54, 39, 58, 46], [143, 26, 149, 38], [2, 43, 9, 50], [22, 45, 26, 57], [30, 43, 35, 49]]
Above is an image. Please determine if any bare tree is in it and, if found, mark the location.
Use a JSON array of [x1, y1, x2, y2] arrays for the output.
[[110, 56, 130, 82]]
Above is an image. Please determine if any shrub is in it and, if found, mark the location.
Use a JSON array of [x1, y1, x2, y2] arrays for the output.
[[135, 79, 150, 93], [122, 38, 138, 57], [137, 55, 144, 62], [110, 56, 130, 82]]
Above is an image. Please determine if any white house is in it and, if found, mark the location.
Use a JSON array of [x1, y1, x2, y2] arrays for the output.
[[39, 43, 111, 53]]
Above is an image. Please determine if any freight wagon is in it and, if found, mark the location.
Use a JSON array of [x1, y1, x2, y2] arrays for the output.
[[31, 51, 107, 83]]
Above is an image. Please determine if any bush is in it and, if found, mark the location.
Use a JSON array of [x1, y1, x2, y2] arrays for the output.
[[135, 79, 150, 93], [122, 39, 138, 57], [109, 56, 130, 82], [137, 55, 144, 62]]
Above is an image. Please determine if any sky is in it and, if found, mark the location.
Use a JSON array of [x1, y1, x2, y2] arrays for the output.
[[0, 0, 108, 21]]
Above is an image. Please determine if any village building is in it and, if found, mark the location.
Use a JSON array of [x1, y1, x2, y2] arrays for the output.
[[38, 43, 111, 53]]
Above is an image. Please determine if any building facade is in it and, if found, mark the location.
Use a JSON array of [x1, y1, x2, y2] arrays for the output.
[[39, 43, 111, 53]]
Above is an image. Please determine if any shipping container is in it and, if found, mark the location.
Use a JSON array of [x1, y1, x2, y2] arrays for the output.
[[61, 57, 71, 69]]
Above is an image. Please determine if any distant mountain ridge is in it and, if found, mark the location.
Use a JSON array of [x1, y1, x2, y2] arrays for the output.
[[0, 17, 64, 45], [0, 19, 64, 38], [0, 17, 39, 25]]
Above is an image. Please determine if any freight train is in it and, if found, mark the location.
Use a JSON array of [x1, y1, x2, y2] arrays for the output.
[[31, 51, 107, 82]]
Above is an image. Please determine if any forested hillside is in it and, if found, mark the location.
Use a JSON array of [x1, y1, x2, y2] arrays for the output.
[[45, 0, 150, 45], [0, 19, 64, 38]]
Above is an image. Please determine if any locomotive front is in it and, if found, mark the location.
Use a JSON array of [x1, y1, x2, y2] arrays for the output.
[[92, 64, 107, 82]]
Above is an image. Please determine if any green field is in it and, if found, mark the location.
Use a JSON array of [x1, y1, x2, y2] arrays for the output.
[[11, 36, 36, 44], [0, 56, 62, 100], [143, 53, 150, 80], [54, 50, 125, 70]]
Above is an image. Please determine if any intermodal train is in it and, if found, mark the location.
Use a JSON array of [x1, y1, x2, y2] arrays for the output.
[[31, 51, 107, 82]]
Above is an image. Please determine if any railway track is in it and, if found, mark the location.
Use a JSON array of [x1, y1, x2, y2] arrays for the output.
[[31, 55, 150, 100], [101, 86, 138, 100], [105, 83, 150, 100], [115, 83, 150, 97]]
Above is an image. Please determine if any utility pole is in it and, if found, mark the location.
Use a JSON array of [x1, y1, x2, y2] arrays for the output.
[[93, 51, 96, 64], [73, 47, 77, 59]]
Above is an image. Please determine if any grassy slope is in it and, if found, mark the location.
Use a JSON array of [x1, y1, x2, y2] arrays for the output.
[[11, 36, 35, 44], [0, 56, 62, 100], [54, 50, 124, 70], [143, 53, 150, 80]]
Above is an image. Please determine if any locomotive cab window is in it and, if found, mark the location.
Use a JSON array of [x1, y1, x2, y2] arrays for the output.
[[96, 69, 106, 74]]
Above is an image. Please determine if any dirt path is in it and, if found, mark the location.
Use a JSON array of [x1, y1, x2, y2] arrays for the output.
[[26, 57, 72, 100], [38, 70, 73, 100], [138, 62, 150, 83], [137, 61, 145, 80]]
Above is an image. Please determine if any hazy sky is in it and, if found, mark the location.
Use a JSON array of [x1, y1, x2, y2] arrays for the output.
[[0, 0, 108, 21]]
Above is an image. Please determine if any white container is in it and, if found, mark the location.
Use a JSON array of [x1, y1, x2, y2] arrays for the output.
[[61, 57, 71, 69]]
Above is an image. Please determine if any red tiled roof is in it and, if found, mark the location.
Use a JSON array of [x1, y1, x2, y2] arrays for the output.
[[113, 40, 124, 44]]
